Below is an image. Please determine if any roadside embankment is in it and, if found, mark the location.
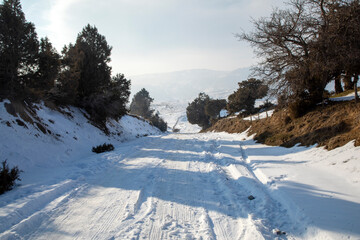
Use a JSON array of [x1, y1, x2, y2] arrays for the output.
[[207, 100, 360, 150]]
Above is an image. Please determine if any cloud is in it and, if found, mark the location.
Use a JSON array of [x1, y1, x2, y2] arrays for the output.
[[22, 0, 285, 76]]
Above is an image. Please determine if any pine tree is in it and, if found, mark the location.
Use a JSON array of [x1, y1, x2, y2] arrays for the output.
[[56, 43, 81, 104], [130, 88, 154, 119], [205, 99, 226, 120], [149, 111, 167, 132], [227, 79, 268, 115], [33, 37, 60, 91], [186, 93, 211, 130], [101, 73, 131, 118], [75, 24, 112, 99], [57, 24, 112, 104], [0, 0, 39, 96]]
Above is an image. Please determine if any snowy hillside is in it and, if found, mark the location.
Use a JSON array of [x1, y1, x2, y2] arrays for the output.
[[131, 67, 250, 102], [152, 89, 233, 133], [0, 99, 160, 172], [152, 100, 201, 133]]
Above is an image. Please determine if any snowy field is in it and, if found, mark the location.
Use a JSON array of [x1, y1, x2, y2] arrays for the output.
[[153, 100, 202, 133], [1, 100, 360, 239]]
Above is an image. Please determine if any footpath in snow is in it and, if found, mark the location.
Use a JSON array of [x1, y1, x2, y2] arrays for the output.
[[1, 130, 359, 239]]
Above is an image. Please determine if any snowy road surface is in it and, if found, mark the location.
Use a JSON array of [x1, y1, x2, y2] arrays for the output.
[[1, 132, 359, 239]]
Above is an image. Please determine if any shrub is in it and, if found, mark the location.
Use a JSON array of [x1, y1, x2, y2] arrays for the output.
[[0, 160, 22, 195], [205, 99, 227, 120], [129, 88, 154, 119], [288, 99, 313, 119], [284, 116, 292, 125], [227, 78, 268, 115], [92, 143, 114, 153], [186, 93, 211, 130], [149, 112, 167, 132]]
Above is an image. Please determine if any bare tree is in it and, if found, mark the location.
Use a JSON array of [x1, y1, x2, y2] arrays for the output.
[[239, 0, 360, 108], [238, 0, 318, 98]]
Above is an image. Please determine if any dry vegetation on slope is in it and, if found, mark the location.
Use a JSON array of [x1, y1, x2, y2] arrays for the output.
[[207, 100, 360, 150]]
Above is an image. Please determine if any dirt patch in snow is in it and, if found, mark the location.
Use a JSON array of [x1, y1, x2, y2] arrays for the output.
[[4, 100, 58, 135], [207, 100, 360, 150]]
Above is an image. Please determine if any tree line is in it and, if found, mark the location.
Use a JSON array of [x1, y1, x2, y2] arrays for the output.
[[0, 0, 130, 124], [186, 79, 270, 130]]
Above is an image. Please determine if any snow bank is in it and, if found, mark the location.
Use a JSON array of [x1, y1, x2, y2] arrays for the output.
[[237, 131, 360, 239], [243, 109, 274, 121], [0, 100, 160, 172]]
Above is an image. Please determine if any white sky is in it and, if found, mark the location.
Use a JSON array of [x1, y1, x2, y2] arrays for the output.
[[21, 0, 285, 76]]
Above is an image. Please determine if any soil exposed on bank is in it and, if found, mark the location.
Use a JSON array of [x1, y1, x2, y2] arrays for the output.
[[206, 100, 360, 150]]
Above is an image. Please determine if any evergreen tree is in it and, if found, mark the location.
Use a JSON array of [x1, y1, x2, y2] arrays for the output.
[[149, 111, 168, 132], [75, 24, 112, 99], [130, 88, 154, 119], [227, 79, 268, 115], [110, 73, 131, 108], [33, 37, 60, 91], [56, 43, 81, 104], [58, 24, 112, 102], [205, 99, 226, 120], [186, 93, 211, 130], [0, 0, 39, 95], [129, 88, 167, 132], [104, 73, 131, 118]]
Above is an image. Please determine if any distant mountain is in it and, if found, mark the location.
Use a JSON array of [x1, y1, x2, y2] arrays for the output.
[[130, 67, 251, 102]]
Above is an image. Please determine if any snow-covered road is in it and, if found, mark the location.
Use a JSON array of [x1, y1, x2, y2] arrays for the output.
[[1, 132, 359, 239]]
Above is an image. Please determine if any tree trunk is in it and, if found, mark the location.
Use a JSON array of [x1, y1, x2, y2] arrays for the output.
[[334, 75, 343, 94], [343, 74, 354, 91]]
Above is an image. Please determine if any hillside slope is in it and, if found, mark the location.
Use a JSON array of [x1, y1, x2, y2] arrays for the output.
[[207, 100, 360, 150], [131, 67, 250, 102], [0, 99, 160, 172]]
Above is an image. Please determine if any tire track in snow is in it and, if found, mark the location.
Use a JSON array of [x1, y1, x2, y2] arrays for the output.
[[210, 141, 294, 239], [110, 158, 165, 239], [0, 182, 87, 239], [1, 133, 299, 239], [0, 180, 77, 235], [200, 136, 293, 239], [198, 139, 254, 240], [0, 137, 163, 240], [237, 143, 294, 236], [117, 145, 220, 239]]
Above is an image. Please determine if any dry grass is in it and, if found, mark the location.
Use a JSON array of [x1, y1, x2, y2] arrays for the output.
[[207, 100, 360, 150], [329, 87, 360, 98], [205, 117, 251, 134]]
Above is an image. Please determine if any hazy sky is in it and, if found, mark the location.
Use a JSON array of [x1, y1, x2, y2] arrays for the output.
[[21, 0, 285, 76]]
